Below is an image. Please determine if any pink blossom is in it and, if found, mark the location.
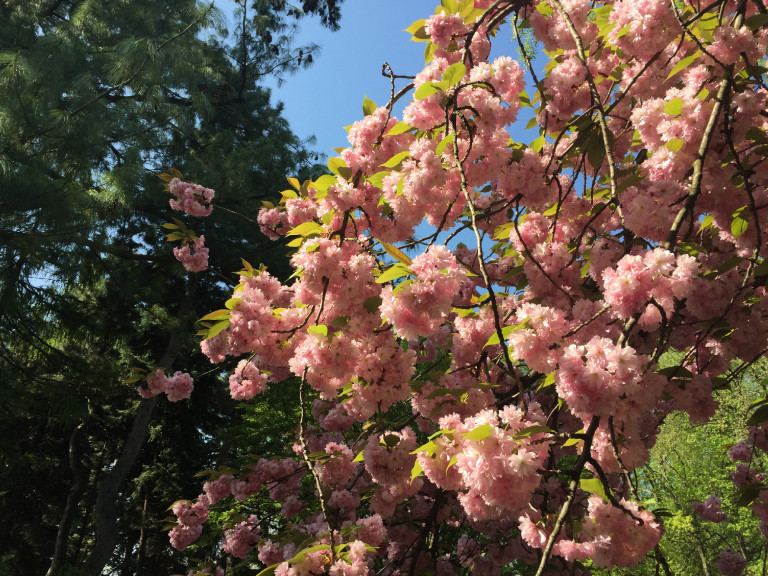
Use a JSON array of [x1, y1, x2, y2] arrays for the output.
[[693, 495, 729, 523], [717, 548, 747, 576], [168, 178, 214, 217], [222, 515, 260, 559], [173, 236, 209, 272], [138, 369, 193, 401], [164, 371, 194, 401], [229, 359, 268, 400], [169, 524, 202, 551]]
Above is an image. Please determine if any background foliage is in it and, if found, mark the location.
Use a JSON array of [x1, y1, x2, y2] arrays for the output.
[[0, 0, 342, 574]]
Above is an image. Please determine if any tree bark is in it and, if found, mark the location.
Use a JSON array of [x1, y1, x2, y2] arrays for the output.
[[696, 541, 711, 576], [135, 494, 149, 574], [78, 280, 195, 576], [46, 423, 89, 576]]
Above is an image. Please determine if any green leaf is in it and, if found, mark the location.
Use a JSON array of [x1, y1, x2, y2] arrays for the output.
[[362, 94, 377, 116], [461, 423, 494, 442], [375, 263, 411, 284], [736, 482, 765, 507], [381, 433, 400, 448], [513, 425, 552, 439], [543, 203, 560, 217], [380, 241, 413, 265], [753, 260, 768, 277], [664, 97, 684, 116], [287, 221, 323, 237], [746, 126, 768, 145], [656, 366, 694, 380], [386, 121, 412, 136], [744, 13, 768, 31], [452, 307, 477, 318], [411, 440, 439, 456], [207, 320, 229, 339], [287, 545, 331, 565], [484, 325, 515, 347], [405, 19, 429, 41], [538, 372, 556, 390], [311, 174, 337, 194], [531, 135, 546, 153], [320, 316, 346, 333], [364, 295, 383, 313], [307, 325, 328, 337], [411, 459, 423, 482], [327, 156, 349, 178], [380, 150, 412, 169], [677, 242, 703, 256], [580, 477, 609, 502], [666, 51, 700, 80], [435, 133, 455, 156], [747, 404, 768, 427], [199, 309, 230, 322], [414, 81, 444, 100], [286, 176, 301, 191], [587, 134, 606, 169], [443, 62, 466, 86], [698, 214, 714, 232], [732, 216, 749, 239], [749, 396, 768, 410], [366, 171, 388, 188], [665, 138, 684, 152]]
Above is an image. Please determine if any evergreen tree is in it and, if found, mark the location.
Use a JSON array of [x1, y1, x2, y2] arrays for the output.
[[0, 1, 341, 574]]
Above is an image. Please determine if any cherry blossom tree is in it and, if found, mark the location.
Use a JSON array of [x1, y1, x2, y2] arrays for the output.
[[158, 0, 768, 573]]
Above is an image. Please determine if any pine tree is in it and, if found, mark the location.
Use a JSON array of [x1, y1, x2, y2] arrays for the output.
[[0, 1, 341, 574]]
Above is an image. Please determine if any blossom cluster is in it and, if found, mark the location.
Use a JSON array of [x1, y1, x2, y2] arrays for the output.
[[169, 178, 214, 217], [173, 235, 209, 272], [138, 369, 194, 402], [164, 0, 768, 573]]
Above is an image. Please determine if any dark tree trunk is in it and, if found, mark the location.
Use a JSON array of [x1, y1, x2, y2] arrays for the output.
[[46, 423, 89, 576], [79, 281, 195, 576]]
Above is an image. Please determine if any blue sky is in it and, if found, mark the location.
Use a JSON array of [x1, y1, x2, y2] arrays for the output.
[[260, 1, 436, 157], [213, 1, 538, 159]]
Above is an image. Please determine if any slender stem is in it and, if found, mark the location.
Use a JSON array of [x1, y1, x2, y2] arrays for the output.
[[297, 368, 336, 564], [450, 113, 527, 407], [665, 12, 743, 250], [534, 416, 600, 576]]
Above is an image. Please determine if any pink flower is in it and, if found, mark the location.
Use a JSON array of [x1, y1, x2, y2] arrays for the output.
[[164, 371, 194, 401], [222, 514, 260, 559], [138, 370, 193, 402], [168, 178, 214, 217], [693, 495, 729, 523], [173, 236, 209, 272], [229, 359, 268, 400], [718, 548, 747, 576], [169, 524, 202, 551]]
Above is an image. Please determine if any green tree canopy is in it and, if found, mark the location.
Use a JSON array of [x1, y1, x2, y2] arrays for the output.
[[0, 0, 342, 574]]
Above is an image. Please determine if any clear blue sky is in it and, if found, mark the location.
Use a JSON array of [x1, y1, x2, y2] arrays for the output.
[[215, 1, 536, 160], [260, 1, 436, 157]]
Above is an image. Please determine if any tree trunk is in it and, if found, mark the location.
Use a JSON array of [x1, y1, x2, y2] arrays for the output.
[[79, 395, 160, 575], [79, 280, 195, 576], [696, 541, 711, 576], [135, 494, 149, 574], [46, 423, 89, 576]]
